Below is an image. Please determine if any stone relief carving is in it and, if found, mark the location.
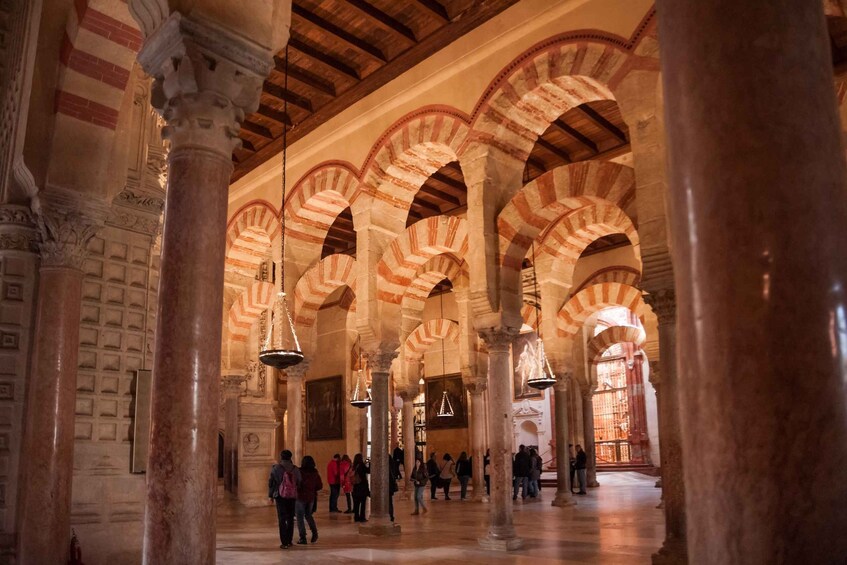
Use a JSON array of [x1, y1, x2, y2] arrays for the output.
[[31, 189, 110, 269], [242, 432, 260, 454]]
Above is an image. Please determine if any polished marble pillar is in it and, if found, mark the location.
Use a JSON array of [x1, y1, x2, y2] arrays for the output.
[[551, 373, 576, 507], [580, 386, 599, 488], [645, 291, 685, 563], [478, 328, 522, 551], [135, 17, 274, 564], [399, 388, 417, 500], [657, 2, 847, 561], [17, 190, 107, 564], [285, 361, 309, 464], [360, 345, 401, 536], [221, 374, 246, 493], [466, 376, 489, 503]]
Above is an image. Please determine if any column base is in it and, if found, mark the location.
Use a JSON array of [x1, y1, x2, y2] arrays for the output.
[[588, 480, 600, 488], [471, 494, 490, 503], [478, 535, 524, 551], [652, 538, 687, 565], [359, 521, 401, 537], [655, 478, 663, 488], [551, 491, 577, 507]]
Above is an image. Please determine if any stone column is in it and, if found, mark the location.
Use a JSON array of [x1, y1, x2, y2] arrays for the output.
[[551, 373, 576, 507], [399, 387, 417, 500], [285, 360, 308, 464], [221, 374, 246, 493], [581, 385, 600, 488], [16, 190, 107, 564], [466, 377, 489, 503], [478, 328, 523, 551], [644, 290, 685, 564], [135, 17, 274, 564], [360, 345, 401, 536], [657, 3, 847, 561]]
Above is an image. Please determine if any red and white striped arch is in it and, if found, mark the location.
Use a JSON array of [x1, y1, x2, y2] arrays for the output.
[[586, 324, 646, 363], [399, 254, 468, 319], [557, 282, 644, 338], [404, 318, 460, 360], [377, 215, 468, 303], [574, 266, 641, 294], [227, 281, 275, 342], [286, 162, 360, 255], [360, 109, 470, 229], [293, 254, 357, 328], [498, 161, 636, 279], [226, 201, 280, 276], [538, 202, 640, 282]]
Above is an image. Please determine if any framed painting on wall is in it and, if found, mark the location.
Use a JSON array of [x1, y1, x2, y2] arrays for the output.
[[425, 374, 468, 430], [513, 331, 544, 401], [306, 375, 344, 441]]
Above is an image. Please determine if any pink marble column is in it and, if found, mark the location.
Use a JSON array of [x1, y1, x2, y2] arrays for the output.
[[399, 388, 417, 500], [360, 345, 401, 536], [580, 385, 600, 488], [478, 328, 522, 551], [551, 373, 576, 507], [644, 291, 685, 563], [465, 376, 489, 503], [221, 374, 245, 493], [657, 1, 847, 562], [17, 191, 107, 564], [135, 19, 273, 563]]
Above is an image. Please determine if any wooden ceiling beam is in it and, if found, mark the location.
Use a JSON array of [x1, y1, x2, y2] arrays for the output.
[[274, 57, 337, 97], [536, 137, 572, 163], [576, 105, 628, 144], [527, 155, 547, 175], [418, 183, 461, 206], [263, 80, 313, 113], [553, 118, 598, 153], [429, 170, 466, 192], [346, 0, 417, 43], [416, 0, 450, 22], [411, 196, 442, 213], [288, 36, 361, 80], [292, 3, 387, 63], [241, 120, 274, 141], [256, 104, 292, 127]]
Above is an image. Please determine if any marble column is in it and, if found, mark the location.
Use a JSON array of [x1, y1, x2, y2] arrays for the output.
[[285, 361, 308, 464], [360, 345, 401, 536], [221, 374, 246, 493], [466, 377, 489, 503], [478, 328, 523, 551], [581, 385, 600, 488], [551, 373, 576, 507], [657, 2, 847, 561], [399, 387, 417, 500], [644, 291, 685, 563], [135, 18, 273, 564], [17, 190, 107, 565]]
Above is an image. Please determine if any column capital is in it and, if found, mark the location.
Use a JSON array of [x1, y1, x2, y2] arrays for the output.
[[0, 205, 38, 254], [397, 386, 418, 402], [284, 359, 310, 381], [137, 13, 273, 157], [366, 342, 399, 374], [478, 327, 519, 353], [32, 188, 110, 270], [648, 360, 661, 387], [221, 373, 247, 398], [644, 288, 677, 326], [553, 371, 573, 392]]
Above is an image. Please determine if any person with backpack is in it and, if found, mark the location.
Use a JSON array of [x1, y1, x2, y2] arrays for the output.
[[426, 452, 440, 500], [455, 451, 472, 500], [268, 450, 301, 549], [350, 453, 370, 522], [528, 448, 542, 498], [296, 455, 323, 545], [410, 455, 429, 515]]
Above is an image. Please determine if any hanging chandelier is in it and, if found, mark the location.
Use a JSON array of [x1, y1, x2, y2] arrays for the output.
[[526, 242, 557, 390], [436, 290, 454, 417], [259, 45, 304, 371], [350, 335, 372, 408]]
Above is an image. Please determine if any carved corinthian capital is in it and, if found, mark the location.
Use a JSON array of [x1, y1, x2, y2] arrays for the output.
[[366, 342, 399, 375], [31, 188, 109, 270], [644, 288, 676, 326], [478, 327, 519, 354], [136, 13, 273, 157]]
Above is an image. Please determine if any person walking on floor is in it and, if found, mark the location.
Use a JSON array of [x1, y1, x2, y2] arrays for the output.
[[268, 449, 301, 549], [426, 452, 440, 500], [296, 455, 323, 545], [340, 454, 353, 513], [568, 444, 576, 494], [351, 453, 370, 522], [575, 444, 588, 495], [484, 448, 490, 496], [388, 455, 398, 522], [326, 453, 343, 513], [528, 448, 541, 498], [456, 451, 472, 500], [392, 443, 405, 480], [410, 456, 429, 515], [512, 444, 530, 500], [439, 453, 456, 500]]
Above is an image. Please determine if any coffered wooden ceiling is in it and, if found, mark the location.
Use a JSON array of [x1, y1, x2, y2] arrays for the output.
[[232, 0, 519, 181]]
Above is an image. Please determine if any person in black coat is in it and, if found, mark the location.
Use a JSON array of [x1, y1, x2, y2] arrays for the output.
[[426, 452, 440, 500], [512, 444, 531, 500], [574, 444, 588, 495], [351, 453, 370, 522]]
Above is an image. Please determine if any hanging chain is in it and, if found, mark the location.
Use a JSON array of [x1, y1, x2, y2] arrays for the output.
[[531, 241, 541, 338], [279, 44, 289, 295]]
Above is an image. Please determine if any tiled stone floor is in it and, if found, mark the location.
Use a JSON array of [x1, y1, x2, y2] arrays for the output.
[[216, 472, 664, 563]]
